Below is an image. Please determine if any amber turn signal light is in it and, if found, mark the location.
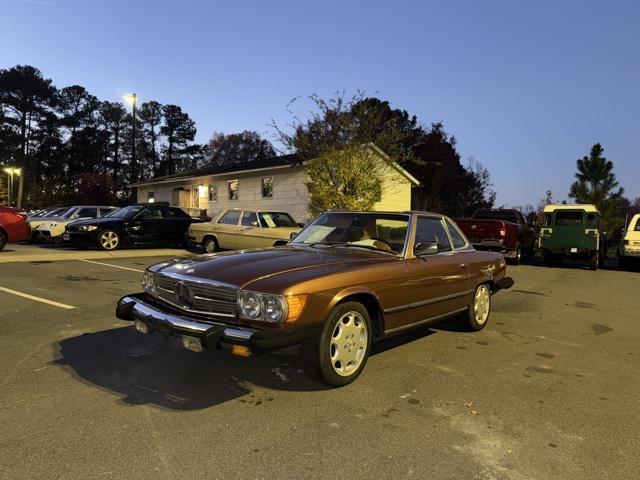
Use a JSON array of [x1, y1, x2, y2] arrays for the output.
[[232, 345, 251, 357], [285, 294, 308, 323]]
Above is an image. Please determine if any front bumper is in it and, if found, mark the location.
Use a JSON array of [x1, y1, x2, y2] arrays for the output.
[[64, 231, 95, 246], [116, 293, 322, 354]]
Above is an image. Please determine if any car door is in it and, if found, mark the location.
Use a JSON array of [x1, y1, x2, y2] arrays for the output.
[[405, 216, 472, 325], [132, 207, 164, 244], [214, 210, 242, 249], [160, 207, 191, 244], [235, 211, 263, 249]]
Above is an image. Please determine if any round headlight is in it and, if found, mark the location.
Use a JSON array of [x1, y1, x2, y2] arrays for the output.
[[241, 293, 262, 319], [264, 296, 285, 323], [142, 271, 157, 296]]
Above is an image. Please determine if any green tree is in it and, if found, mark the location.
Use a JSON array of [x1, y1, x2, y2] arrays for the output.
[[137, 101, 163, 177], [305, 146, 384, 216], [207, 130, 275, 167], [160, 104, 196, 175], [569, 143, 624, 234], [273, 93, 494, 216], [99, 101, 127, 185], [0, 65, 56, 198]]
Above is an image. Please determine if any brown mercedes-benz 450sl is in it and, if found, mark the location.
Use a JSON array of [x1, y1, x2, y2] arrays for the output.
[[117, 211, 513, 386]]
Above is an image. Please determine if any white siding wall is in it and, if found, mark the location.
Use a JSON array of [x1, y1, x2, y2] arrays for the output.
[[136, 160, 415, 222], [137, 166, 310, 222]]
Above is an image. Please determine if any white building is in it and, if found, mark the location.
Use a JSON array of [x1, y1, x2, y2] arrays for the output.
[[132, 144, 419, 222]]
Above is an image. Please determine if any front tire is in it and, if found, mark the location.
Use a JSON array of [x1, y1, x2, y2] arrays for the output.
[[0, 230, 6, 251], [303, 302, 372, 387], [203, 236, 219, 253], [460, 284, 492, 331], [97, 230, 120, 251], [589, 252, 598, 271]]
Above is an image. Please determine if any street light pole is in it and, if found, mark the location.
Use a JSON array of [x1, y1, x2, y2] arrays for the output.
[[130, 93, 137, 184], [17, 168, 23, 209]]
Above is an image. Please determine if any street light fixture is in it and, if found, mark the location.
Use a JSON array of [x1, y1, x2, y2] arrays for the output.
[[3, 167, 22, 207]]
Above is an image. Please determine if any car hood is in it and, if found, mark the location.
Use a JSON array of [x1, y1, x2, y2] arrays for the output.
[[150, 246, 397, 291]]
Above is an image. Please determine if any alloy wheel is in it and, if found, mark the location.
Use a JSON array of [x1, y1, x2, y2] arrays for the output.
[[474, 284, 491, 325], [100, 231, 119, 250], [330, 311, 368, 377]]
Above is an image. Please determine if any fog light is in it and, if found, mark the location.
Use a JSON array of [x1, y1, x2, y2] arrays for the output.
[[231, 345, 251, 357], [182, 335, 204, 352], [134, 320, 149, 334]]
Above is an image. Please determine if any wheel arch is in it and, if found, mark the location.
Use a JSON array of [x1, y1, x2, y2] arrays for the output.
[[273, 240, 288, 247], [328, 287, 385, 337]]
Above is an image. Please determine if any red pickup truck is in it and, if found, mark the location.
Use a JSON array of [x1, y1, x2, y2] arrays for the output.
[[456, 209, 537, 264]]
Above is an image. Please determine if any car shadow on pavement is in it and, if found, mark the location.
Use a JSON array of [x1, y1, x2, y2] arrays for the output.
[[53, 326, 327, 411]]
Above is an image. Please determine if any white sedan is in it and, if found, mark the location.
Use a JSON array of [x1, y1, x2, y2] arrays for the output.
[[36, 206, 117, 243]]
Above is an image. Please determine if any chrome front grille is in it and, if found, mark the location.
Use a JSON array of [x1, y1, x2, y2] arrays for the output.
[[155, 273, 238, 317]]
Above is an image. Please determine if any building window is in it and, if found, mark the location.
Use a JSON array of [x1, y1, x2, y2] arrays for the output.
[[262, 176, 273, 197], [147, 191, 155, 203], [208, 184, 218, 202], [228, 179, 238, 200]]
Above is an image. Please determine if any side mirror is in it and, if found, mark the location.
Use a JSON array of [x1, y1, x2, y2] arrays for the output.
[[251, 221, 259, 227], [297, 222, 305, 228], [414, 241, 439, 256]]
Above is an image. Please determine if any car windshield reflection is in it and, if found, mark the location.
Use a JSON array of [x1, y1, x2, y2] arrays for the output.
[[292, 212, 409, 254]]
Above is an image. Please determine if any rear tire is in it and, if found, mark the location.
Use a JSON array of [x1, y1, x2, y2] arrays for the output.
[[460, 284, 492, 331], [510, 242, 522, 265], [0, 230, 7, 251], [302, 301, 372, 387]]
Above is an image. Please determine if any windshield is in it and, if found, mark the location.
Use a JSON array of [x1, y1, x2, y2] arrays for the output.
[[105, 205, 143, 219], [474, 210, 518, 223], [258, 212, 298, 228], [292, 212, 409, 254], [59, 207, 80, 219], [555, 211, 583, 226]]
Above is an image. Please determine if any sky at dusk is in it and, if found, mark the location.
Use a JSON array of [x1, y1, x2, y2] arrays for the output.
[[2, 0, 639, 207]]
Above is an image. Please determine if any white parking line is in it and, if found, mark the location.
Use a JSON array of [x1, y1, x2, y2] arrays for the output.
[[78, 259, 144, 273], [0, 287, 76, 310]]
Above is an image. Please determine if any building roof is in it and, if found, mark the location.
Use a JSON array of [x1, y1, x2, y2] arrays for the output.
[[131, 143, 420, 188], [131, 154, 299, 187], [543, 203, 600, 214]]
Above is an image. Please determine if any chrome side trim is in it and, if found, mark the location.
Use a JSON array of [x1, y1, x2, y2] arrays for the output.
[[384, 307, 468, 334], [383, 289, 474, 315]]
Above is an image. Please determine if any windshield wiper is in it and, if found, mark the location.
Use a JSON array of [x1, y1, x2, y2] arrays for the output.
[[330, 242, 398, 255]]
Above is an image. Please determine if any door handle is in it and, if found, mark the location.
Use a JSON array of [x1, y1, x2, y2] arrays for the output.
[[459, 263, 469, 269]]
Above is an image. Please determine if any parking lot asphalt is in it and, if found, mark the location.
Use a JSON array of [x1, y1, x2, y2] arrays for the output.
[[0, 251, 638, 480]]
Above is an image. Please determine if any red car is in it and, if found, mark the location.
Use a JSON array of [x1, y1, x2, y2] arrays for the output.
[[0, 207, 31, 251]]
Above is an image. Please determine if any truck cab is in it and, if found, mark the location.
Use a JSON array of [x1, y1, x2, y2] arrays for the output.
[[539, 204, 605, 270]]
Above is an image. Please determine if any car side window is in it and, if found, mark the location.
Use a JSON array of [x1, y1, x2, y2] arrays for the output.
[[241, 211, 259, 227], [219, 211, 241, 225], [415, 217, 452, 253], [77, 208, 97, 218], [446, 219, 468, 249]]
